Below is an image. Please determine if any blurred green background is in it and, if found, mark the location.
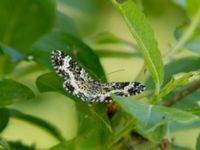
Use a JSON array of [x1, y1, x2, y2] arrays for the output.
[[0, 0, 199, 149]]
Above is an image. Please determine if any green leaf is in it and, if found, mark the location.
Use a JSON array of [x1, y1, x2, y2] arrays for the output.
[[91, 32, 142, 58], [146, 57, 200, 89], [172, 91, 200, 111], [0, 0, 56, 51], [170, 119, 200, 132], [186, 0, 200, 17], [8, 141, 35, 150], [55, 0, 104, 35], [49, 102, 111, 150], [111, 0, 164, 94], [0, 44, 25, 62], [153, 70, 200, 102], [36, 72, 78, 101], [0, 54, 18, 76], [145, 124, 168, 142], [93, 32, 137, 48], [166, 2, 200, 58], [9, 108, 64, 142], [95, 50, 141, 58], [139, 0, 170, 17], [36, 72, 111, 135], [113, 96, 198, 141], [36, 72, 111, 138], [0, 79, 34, 107], [185, 37, 200, 55], [175, 25, 200, 55], [54, 11, 79, 37], [196, 133, 200, 150], [0, 139, 10, 150], [173, 0, 200, 18], [0, 108, 9, 133], [36, 72, 64, 93], [29, 31, 105, 80], [164, 57, 200, 84], [170, 144, 191, 150]]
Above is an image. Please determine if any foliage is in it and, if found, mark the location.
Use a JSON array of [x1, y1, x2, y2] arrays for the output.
[[0, 0, 200, 150]]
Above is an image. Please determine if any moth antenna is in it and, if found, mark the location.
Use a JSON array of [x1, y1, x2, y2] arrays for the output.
[[99, 69, 125, 81]]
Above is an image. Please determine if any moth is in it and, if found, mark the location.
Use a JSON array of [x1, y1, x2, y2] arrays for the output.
[[51, 50, 145, 102]]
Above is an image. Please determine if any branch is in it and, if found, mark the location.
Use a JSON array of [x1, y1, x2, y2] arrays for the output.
[[165, 80, 200, 107]]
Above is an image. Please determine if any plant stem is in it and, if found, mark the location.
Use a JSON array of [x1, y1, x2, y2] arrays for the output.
[[0, 139, 10, 150], [165, 8, 200, 60], [184, 108, 200, 113], [165, 80, 200, 107], [155, 8, 200, 104], [159, 139, 170, 150], [108, 120, 135, 149]]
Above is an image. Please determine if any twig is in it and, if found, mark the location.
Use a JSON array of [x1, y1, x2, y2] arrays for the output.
[[165, 80, 200, 107]]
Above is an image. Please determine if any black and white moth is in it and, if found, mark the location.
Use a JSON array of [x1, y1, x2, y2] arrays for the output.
[[51, 50, 145, 102]]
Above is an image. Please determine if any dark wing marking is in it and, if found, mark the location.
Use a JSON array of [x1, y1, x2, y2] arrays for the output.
[[51, 50, 92, 81], [92, 82, 145, 103], [102, 82, 145, 97]]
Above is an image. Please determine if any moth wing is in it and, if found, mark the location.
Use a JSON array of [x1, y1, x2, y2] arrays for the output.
[[102, 82, 145, 97], [51, 50, 92, 82]]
